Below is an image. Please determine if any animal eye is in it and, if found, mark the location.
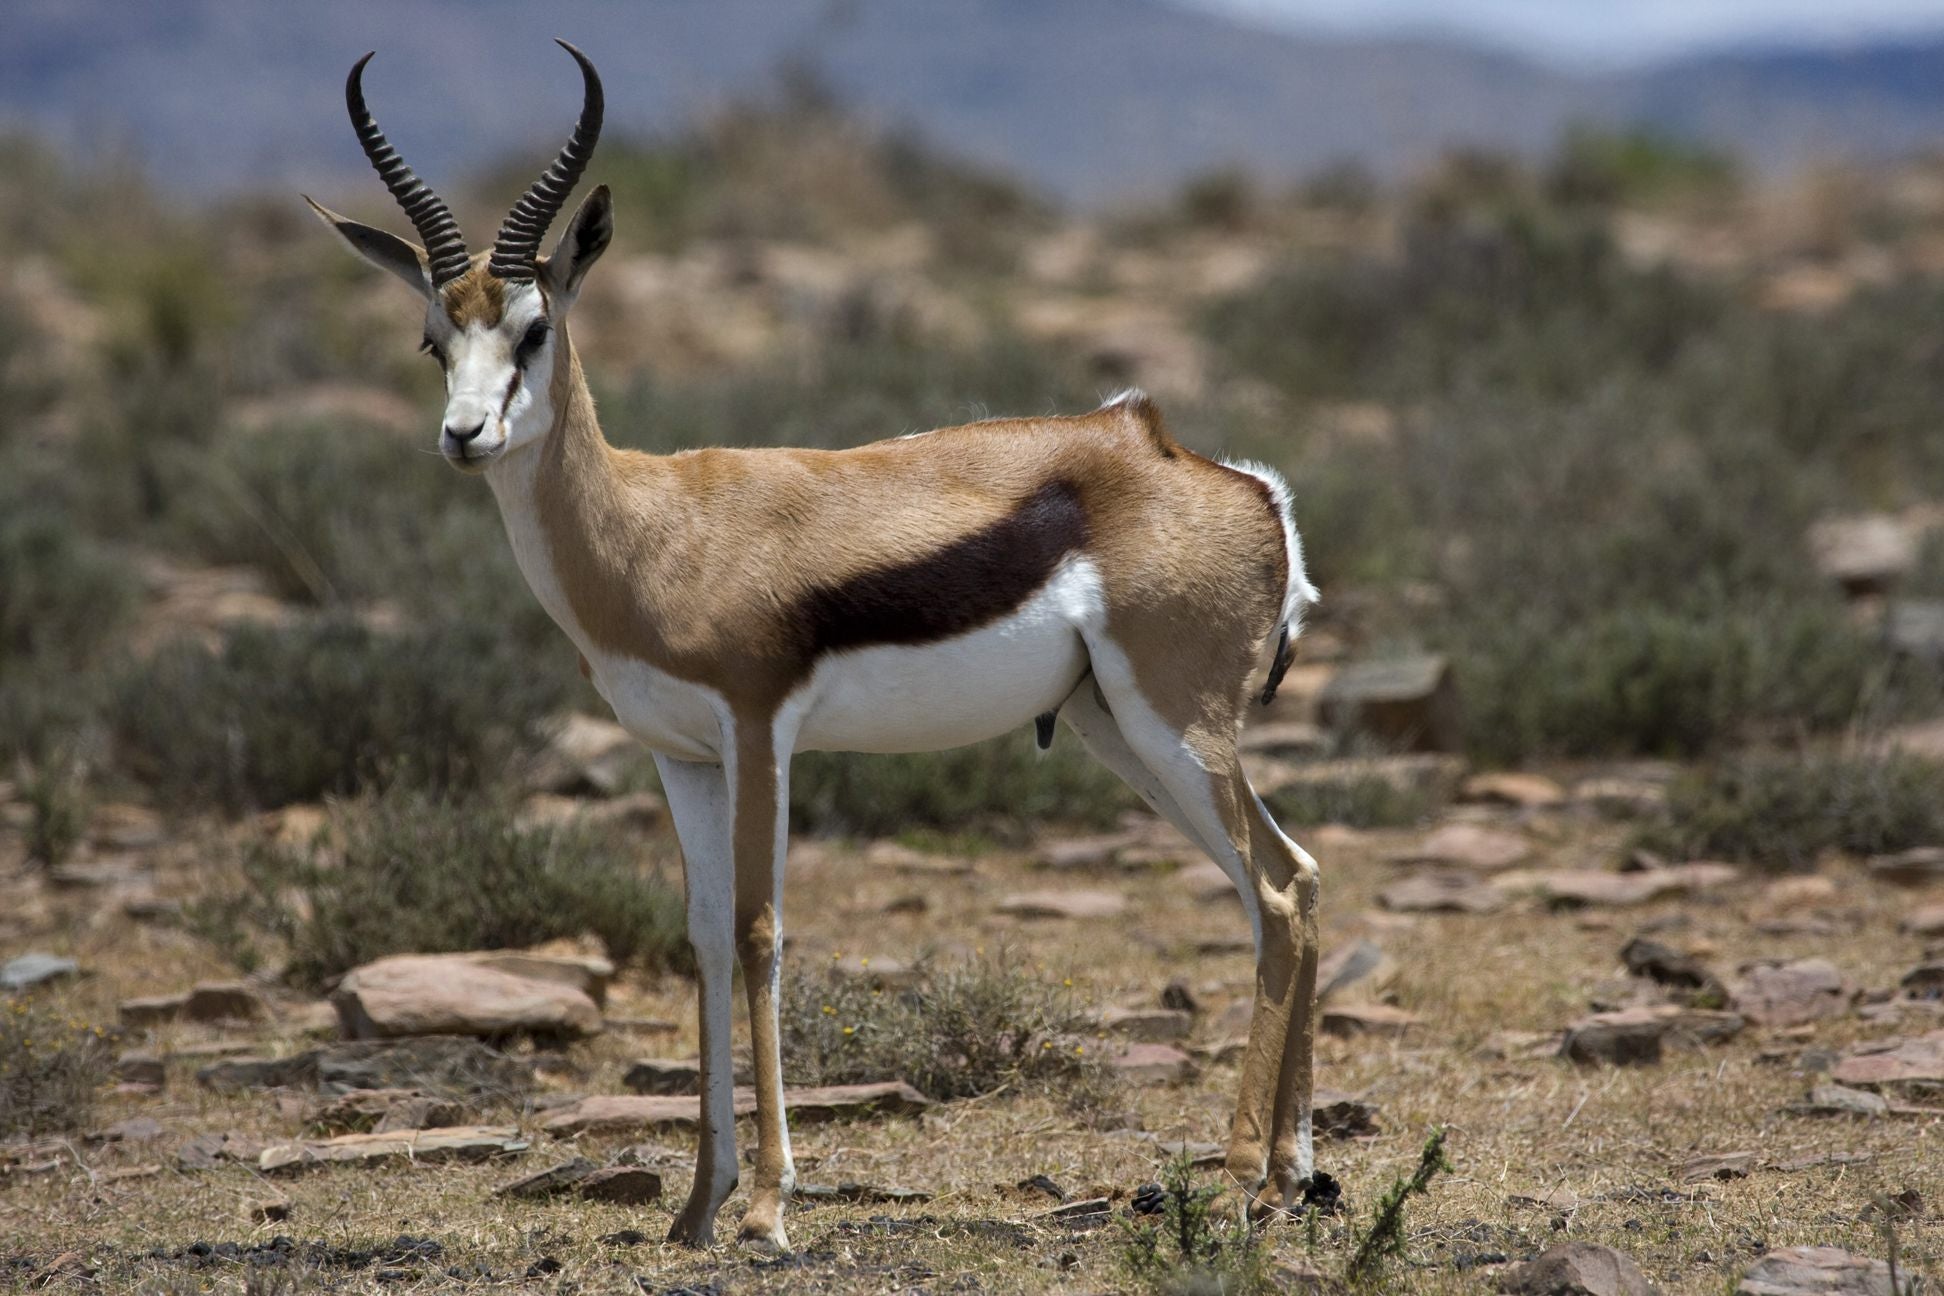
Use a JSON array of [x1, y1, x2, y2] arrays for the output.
[[419, 335, 446, 366], [516, 321, 551, 365]]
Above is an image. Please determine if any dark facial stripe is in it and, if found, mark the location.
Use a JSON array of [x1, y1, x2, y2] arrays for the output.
[[793, 480, 1089, 663]]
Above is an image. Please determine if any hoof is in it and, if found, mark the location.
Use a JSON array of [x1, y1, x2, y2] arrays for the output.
[[666, 1212, 718, 1250], [735, 1222, 790, 1256]]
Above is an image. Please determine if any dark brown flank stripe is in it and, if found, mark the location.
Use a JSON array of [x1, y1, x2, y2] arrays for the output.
[[792, 479, 1089, 665]]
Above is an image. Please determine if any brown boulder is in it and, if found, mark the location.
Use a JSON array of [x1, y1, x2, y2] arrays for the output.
[[1495, 1242, 1657, 1296]]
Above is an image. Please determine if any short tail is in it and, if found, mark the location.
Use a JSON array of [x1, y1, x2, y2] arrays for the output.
[[1220, 456, 1319, 707]]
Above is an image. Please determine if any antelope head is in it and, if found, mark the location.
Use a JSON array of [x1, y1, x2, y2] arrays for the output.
[[307, 40, 612, 472]]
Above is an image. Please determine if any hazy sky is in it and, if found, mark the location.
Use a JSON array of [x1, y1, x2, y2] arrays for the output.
[[1184, 0, 1944, 65]]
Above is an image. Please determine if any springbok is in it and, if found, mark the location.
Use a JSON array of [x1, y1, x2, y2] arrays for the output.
[[308, 42, 1321, 1251]]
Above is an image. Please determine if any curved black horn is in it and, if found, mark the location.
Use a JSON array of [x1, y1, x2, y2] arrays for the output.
[[488, 40, 603, 282], [346, 52, 471, 288]]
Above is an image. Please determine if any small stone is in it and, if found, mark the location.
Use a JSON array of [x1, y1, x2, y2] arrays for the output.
[[578, 1165, 664, 1204], [1571, 777, 1668, 817], [247, 1192, 293, 1223], [1313, 1090, 1380, 1139], [863, 841, 973, 875], [1387, 823, 1531, 871], [1789, 1082, 1889, 1118], [1099, 1006, 1193, 1042], [114, 1051, 165, 1087], [1621, 938, 1724, 995], [1378, 871, 1504, 914], [1867, 847, 1944, 886], [883, 894, 928, 915], [1460, 772, 1566, 808], [494, 1157, 597, 1199], [182, 981, 271, 1024], [1730, 959, 1851, 1027], [1756, 875, 1838, 913], [1495, 1242, 1656, 1296], [1159, 978, 1198, 1013], [1561, 1009, 1668, 1066], [1320, 1003, 1419, 1038], [0, 953, 79, 991], [1107, 1043, 1195, 1084], [995, 889, 1128, 921], [1737, 1245, 1895, 1295], [1900, 961, 1944, 998], [1808, 512, 1917, 596], [1317, 939, 1393, 1002], [1035, 830, 1143, 870], [1900, 905, 1944, 938], [176, 1131, 266, 1171], [1681, 1151, 1756, 1182], [1316, 654, 1460, 752], [119, 993, 189, 1028], [1526, 863, 1738, 908], [307, 1088, 465, 1134], [622, 1057, 702, 1096]]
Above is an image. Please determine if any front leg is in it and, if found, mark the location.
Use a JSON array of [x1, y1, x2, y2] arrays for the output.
[[731, 715, 796, 1253], [654, 754, 741, 1248]]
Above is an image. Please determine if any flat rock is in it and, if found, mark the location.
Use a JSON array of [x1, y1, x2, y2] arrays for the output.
[[1737, 1246, 1895, 1295], [1379, 870, 1504, 914], [531, 713, 638, 795], [333, 954, 602, 1041], [1313, 1090, 1380, 1139], [1108, 1043, 1195, 1084], [1900, 905, 1944, 938], [1866, 847, 1944, 886], [1460, 772, 1566, 808], [995, 889, 1127, 921], [1099, 1006, 1193, 1042], [119, 993, 191, 1028], [1832, 1030, 1944, 1089], [1178, 859, 1237, 903], [579, 1165, 664, 1204], [260, 1124, 528, 1174], [1035, 830, 1143, 870], [1681, 1150, 1756, 1182], [623, 1057, 702, 1096], [1524, 863, 1738, 908], [1571, 777, 1668, 817], [1317, 938, 1394, 1003], [462, 951, 613, 1008], [197, 1054, 321, 1092], [1621, 938, 1724, 995], [1901, 961, 1944, 998], [1787, 1082, 1889, 1118], [91, 1116, 165, 1144], [1321, 1003, 1419, 1038], [1730, 959, 1851, 1027], [1807, 512, 1916, 596], [795, 1180, 929, 1204], [316, 1036, 531, 1096], [176, 1132, 267, 1171], [862, 841, 974, 876], [115, 1050, 165, 1087], [1495, 1242, 1657, 1296], [1316, 654, 1460, 752], [1237, 720, 1327, 758], [495, 1156, 597, 1199], [0, 953, 79, 991], [540, 1081, 931, 1135], [1387, 823, 1531, 871], [307, 1088, 465, 1134]]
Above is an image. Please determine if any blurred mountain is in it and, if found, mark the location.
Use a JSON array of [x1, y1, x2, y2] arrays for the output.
[[5, 0, 1944, 205]]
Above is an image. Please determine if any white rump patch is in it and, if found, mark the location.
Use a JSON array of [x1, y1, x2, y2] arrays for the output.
[[1222, 457, 1319, 634]]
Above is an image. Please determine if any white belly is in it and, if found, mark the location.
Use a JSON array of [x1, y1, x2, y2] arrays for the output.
[[588, 653, 726, 762], [788, 558, 1102, 754]]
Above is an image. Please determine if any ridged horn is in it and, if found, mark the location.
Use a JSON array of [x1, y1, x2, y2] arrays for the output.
[[346, 52, 471, 288], [488, 40, 603, 282]]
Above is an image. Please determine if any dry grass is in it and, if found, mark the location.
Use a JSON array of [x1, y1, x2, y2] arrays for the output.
[[3, 786, 1940, 1294]]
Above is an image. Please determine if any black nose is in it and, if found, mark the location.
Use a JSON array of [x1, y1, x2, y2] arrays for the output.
[[444, 421, 484, 446]]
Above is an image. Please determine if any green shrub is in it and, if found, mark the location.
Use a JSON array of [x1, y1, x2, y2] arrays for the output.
[[110, 618, 566, 812], [1652, 749, 1944, 871], [0, 999, 111, 1138], [790, 730, 1135, 839], [1264, 763, 1439, 830], [779, 955, 1107, 1103], [198, 790, 687, 988], [0, 474, 136, 667]]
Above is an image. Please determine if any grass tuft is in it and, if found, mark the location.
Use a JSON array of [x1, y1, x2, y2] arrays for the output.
[[1119, 1154, 1271, 1296], [0, 999, 112, 1138]]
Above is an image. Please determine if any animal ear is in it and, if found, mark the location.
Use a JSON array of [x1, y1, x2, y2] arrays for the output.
[[304, 196, 434, 299], [542, 184, 612, 304]]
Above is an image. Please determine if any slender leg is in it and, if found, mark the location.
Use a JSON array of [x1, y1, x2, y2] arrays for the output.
[[1080, 640, 1294, 1217], [731, 715, 796, 1253], [1246, 788, 1321, 1211], [655, 754, 740, 1248]]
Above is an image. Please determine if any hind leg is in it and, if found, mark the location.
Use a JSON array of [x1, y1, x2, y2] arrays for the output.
[[1080, 635, 1305, 1216], [1243, 787, 1320, 1208]]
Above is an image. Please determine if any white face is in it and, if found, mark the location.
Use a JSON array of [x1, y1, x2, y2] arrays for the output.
[[421, 280, 557, 473]]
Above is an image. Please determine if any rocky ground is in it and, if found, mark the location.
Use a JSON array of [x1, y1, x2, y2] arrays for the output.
[[2, 722, 1941, 1295]]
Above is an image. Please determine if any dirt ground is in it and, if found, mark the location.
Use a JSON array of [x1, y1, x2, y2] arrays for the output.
[[2, 769, 1940, 1295]]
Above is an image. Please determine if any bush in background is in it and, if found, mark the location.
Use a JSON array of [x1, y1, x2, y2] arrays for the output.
[[199, 791, 687, 988], [1652, 749, 1944, 871], [110, 618, 566, 812]]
